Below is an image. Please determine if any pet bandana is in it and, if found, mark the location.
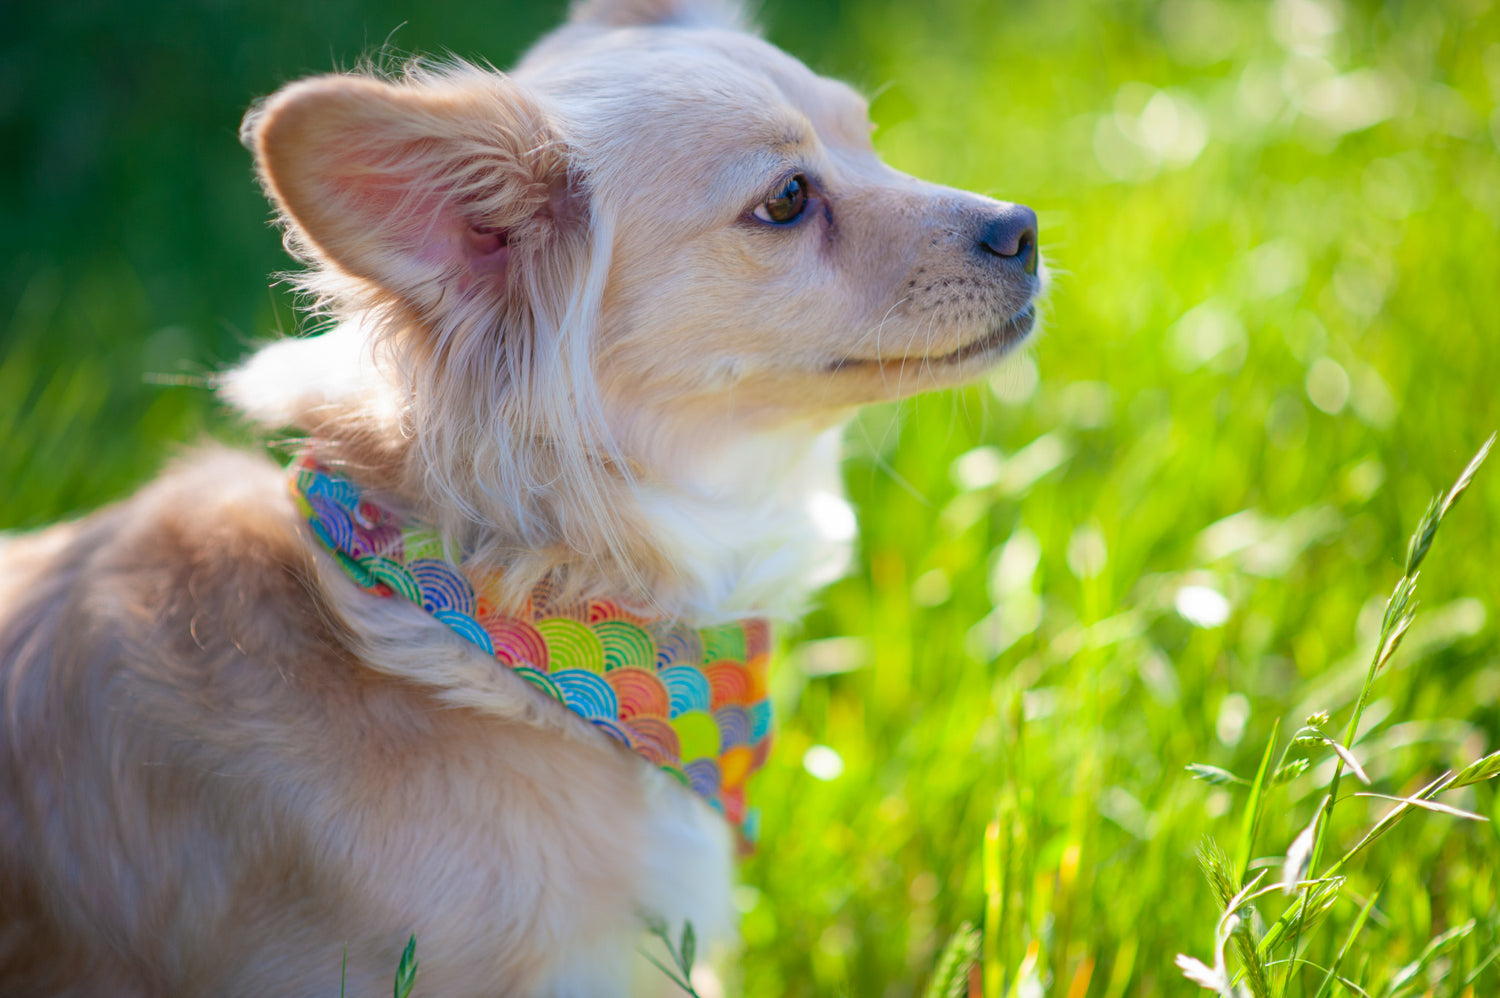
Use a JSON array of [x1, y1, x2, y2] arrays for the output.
[[290, 454, 772, 843]]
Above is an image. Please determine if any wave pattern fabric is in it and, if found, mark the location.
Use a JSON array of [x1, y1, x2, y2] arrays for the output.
[[290, 455, 773, 842]]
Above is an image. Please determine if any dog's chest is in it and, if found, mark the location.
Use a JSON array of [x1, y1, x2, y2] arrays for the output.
[[302, 683, 735, 995]]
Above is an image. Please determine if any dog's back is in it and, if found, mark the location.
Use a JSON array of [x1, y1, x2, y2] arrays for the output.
[[0, 451, 361, 995], [0, 518, 93, 993], [0, 450, 713, 997]]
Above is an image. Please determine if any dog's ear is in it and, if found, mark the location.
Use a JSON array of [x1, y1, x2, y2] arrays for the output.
[[569, 0, 750, 29], [242, 69, 574, 320]]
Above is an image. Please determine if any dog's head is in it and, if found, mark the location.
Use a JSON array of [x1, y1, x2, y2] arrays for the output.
[[230, 0, 1043, 611]]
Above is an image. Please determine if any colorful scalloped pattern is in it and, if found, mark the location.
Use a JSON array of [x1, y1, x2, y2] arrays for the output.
[[290, 455, 772, 842]]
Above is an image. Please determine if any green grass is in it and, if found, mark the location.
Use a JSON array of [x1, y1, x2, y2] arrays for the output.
[[6, 0, 1500, 996]]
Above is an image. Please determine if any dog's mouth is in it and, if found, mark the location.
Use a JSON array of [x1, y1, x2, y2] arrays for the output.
[[930, 304, 1037, 365], [830, 302, 1037, 372]]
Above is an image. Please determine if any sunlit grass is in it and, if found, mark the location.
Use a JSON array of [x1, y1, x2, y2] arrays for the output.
[[739, 1, 1500, 995], [1176, 437, 1495, 998], [5, 0, 1499, 996]]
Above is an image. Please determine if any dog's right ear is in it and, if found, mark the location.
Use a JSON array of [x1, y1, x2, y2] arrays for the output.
[[242, 69, 576, 323]]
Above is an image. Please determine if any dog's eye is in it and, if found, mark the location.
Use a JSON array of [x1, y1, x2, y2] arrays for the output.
[[753, 175, 810, 225]]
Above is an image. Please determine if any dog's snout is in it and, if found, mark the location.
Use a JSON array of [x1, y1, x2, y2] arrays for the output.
[[977, 205, 1039, 276]]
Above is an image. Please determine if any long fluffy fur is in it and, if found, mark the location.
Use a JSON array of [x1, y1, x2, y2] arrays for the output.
[[228, 58, 854, 622], [1, 0, 1043, 992]]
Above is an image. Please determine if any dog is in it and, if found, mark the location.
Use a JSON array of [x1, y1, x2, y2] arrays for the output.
[[0, 0, 1042, 993]]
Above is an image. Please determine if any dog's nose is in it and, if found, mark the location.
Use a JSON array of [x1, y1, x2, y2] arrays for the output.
[[977, 205, 1039, 276]]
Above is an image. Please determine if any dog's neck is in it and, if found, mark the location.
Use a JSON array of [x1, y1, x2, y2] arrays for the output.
[[289, 452, 776, 840], [225, 318, 856, 625]]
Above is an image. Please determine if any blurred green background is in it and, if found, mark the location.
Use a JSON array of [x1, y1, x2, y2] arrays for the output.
[[5, 0, 1500, 995]]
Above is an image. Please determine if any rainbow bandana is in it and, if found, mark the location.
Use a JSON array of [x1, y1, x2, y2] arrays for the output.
[[290, 454, 772, 843]]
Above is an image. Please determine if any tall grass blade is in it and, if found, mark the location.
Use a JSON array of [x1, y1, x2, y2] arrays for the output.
[[1450, 749, 1500, 789], [1279, 808, 1320, 896], [679, 922, 697, 978], [1256, 877, 1344, 957], [1437, 433, 1495, 521], [393, 935, 418, 998], [1197, 842, 1272, 998], [1351, 793, 1486, 823], [1235, 719, 1280, 884], [982, 815, 1004, 998], [1379, 920, 1476, 997], [1331, 771, 1456, 871], [1272, 758, 1310, 786], [1308, 436, 1494, 891], [1464, 945, 1500, 987], [924, 922, 981, 998], [638, 915, 703, 997], [1311, 890, 1381, 998], [1188, 764, 1249, 787], [1322, 739, 1371, 786]]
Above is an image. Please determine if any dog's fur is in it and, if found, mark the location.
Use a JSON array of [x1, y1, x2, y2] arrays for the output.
[[0, 0, 1042, 994]]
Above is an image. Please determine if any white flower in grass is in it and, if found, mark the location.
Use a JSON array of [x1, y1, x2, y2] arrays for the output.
[[1175, 912, 1240, 997], [802, 745, 844, 781], [1176, 584, 1231, 628]]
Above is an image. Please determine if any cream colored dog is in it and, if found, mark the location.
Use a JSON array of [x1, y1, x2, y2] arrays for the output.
[[0, 0, 1042, 994]]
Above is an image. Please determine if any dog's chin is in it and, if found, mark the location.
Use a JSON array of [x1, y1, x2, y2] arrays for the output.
[[828, 303, 1037, 377], [928, 303, 1037, 366]]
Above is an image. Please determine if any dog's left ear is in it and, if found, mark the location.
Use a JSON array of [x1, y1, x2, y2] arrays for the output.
[[242, 69, 575, 321], [569, 0, 749, 29]]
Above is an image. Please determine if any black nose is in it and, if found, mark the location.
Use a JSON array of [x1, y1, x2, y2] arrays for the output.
[[978, 205, 1039, 276]]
